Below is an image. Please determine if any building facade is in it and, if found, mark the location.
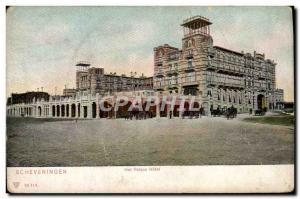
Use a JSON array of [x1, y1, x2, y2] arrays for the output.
[[153, 16, 283, 114], [7, 16, 286, 119], [75, 61, 153, 97], [274, 88, 285, 110]]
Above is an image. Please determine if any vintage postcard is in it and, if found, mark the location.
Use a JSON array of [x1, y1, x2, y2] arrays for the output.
[[6, 6, 295, 193]]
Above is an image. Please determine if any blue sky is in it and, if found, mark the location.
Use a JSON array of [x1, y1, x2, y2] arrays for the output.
[[6, 6, 294, 101]]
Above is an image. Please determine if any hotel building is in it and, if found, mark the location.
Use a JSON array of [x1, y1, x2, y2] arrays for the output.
[[7, 16, 285, 118], [153, 16, 283, 113]]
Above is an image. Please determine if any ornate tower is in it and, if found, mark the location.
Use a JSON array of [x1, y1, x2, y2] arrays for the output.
[[180, 16, 214, 97], [181, 16, 213, 58]]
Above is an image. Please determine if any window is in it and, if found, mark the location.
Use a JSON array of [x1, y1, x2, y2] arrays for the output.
[[208, 55, 212, 65], [188, 40, 192, 47], [158, 66, 163, 73], [185, 41, 188, 48], [207, 90, 212, 97], [187, 72, 195, 82], [174, 63, 178, 70], [158, 78, 163, 86], [188, 59, 193, 68]]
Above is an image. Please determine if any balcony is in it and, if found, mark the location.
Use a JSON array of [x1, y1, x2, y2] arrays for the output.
[[166, 69, 179, 76], [207, 79, 245, 90], [155, 84, 165, 91], [182, 80, 198, 87], [156, 61, 163, 66], [208, 48, 215, 57], [168, 53, 179, 61], [258, 75, 266, 80], [218, 82, 244, 90], [215, 63, 244, 77], [155, 71, 164, 77], [185, 54, 193, 59], [184, 65, 195, 72], [206, 80, 218, 86], [207, 61, 217, 70], [167, 84, 179, 90]]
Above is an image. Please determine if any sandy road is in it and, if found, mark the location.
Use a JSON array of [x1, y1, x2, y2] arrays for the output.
[[7, 115, 294, 166]]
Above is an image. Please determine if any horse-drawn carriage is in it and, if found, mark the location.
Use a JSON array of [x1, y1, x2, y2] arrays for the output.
[[182, 107, 205, 119], [254, 109, 266, 116], [211, 106, 237, 119], [224, 107, 237, 119], [210, 108, 224, 117], [125, 109, 155, 120]]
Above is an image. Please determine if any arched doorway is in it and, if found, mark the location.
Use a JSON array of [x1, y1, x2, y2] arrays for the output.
[[183, 101, 190, 117], [257, 94, 266, 110], [38, 106, 42, 116], [116, 100, 131, 118], [190, 101, 200, 116], [52, 105, 55, 117], [92, 102, 97, 118], [56, 105, 60, 117], [100, 101, 112, 118], [173, 103, 180, 117], [159, 102, 168, 117], [77, 103, 80, 118], [144, 100, 156, 118], [66, 104, 70, 117], [61, 105, 65, 117], [83, 106, 88, 118], [71, 104, 76, 117]]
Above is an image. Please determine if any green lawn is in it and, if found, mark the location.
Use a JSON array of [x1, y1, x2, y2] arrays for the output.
[[243, 114, 295, 126]]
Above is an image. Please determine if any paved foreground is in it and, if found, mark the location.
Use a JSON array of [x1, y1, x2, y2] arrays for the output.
[[7, 115, 294, 166]]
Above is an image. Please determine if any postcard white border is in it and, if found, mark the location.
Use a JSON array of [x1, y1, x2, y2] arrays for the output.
[[1, 1, 299, 197], [6, 165, 294, 193]]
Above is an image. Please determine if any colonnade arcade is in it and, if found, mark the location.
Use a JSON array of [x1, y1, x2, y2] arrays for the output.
[[7, 96, 205, 119]]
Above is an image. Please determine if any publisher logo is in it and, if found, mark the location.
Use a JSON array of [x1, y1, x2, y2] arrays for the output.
[[13, 182, 20, 189]]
